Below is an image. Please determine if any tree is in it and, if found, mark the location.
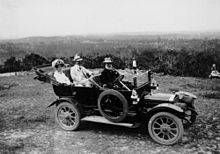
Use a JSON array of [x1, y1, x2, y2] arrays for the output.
[[22, 53, 48, 70], [4, 57, 22, 72]]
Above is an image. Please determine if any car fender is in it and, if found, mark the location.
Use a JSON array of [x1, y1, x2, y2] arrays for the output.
[[147, 103, 184, 119], [48, 97, 76, 108], [175, 91, 197, 104], [175, 91, 197, 99]]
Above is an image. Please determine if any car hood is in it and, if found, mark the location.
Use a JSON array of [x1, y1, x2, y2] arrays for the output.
[[144, 93, 175, 102]]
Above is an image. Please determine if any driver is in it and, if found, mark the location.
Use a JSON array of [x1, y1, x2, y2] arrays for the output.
[[70, 54, 92, 87], [100, 57, 120, 88]]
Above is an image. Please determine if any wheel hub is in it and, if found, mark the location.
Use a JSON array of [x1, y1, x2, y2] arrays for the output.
[[61, 110, 72, 118], [161, 124, 170, 133]]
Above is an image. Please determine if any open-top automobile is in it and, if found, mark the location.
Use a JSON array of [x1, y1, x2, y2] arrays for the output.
[[33, 66, 198, 145]]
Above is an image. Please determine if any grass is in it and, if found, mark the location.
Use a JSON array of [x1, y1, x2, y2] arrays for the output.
[[0, 74, 55, 130], [0, 71, 220, 153], [202, 92, 220, 99], [0, 83, 18, 91]]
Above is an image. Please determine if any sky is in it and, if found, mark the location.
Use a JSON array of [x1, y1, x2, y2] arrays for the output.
[[0, 0, 220, 38]]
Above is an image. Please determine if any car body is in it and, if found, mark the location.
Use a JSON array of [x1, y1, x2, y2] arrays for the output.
[[33, 68, 198, 145], [209, 70, 220, 79]]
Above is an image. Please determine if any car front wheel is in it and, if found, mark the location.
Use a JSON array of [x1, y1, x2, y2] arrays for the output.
[[55, 102, 81, 131], [148, 112, 183, 145]]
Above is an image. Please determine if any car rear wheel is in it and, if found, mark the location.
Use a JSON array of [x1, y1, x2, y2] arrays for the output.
[[148, 112, 183, 145], [98, 89, 128, 123], [55, 102, 81, 131]]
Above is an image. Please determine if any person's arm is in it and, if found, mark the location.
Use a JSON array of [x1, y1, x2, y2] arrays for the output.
[[64, 75, 71, 85], [54, 73, 64, 84], [70, 67, 80, 84], [70, 67, 75, 81], [99, 69, 108, 88], [80, 66, 93, 78], [112, 69, 120, 79], [54, 72, 70, 85], [115, 70, 120, 77], [83, 66, 93, 76], [100, 69, 106, 83]]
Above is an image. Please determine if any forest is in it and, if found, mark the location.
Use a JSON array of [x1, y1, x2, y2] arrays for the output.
[[0, 34, 220, 77]]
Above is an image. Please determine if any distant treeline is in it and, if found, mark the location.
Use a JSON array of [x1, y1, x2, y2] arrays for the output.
[[0, 49, 219, 78], [1, 36, 220, 77]]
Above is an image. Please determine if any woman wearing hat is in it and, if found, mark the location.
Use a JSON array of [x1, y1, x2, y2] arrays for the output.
[[100, 57, 120, 88], [52, 59, 72, 85], [70, 54, 92, 87]]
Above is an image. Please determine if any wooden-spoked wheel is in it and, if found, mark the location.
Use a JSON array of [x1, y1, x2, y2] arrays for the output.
[[55, 102, 81, 131], [98, 90, 128, 123], [148, 112, 183, 145]]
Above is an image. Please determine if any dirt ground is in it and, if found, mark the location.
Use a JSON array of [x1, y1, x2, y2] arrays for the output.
[[0, 72, 220, 154]]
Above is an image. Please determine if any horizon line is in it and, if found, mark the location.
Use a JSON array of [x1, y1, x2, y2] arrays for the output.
[[1, 30, 220, 40]]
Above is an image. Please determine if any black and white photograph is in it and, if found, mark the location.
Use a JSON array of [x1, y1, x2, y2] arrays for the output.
[[0, 0, 220, 153]]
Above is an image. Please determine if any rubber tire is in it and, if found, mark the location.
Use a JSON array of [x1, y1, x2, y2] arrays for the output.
[[148, 112, 184, 145], [98, 89, 128, 123], [55, 102, 81, 131]]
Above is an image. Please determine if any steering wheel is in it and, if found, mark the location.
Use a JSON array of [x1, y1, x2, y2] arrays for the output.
[[112, 75, 124, 84]]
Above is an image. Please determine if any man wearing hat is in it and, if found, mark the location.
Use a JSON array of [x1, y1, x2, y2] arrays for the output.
[[52, 59, 72, 85], [100, 57, 120, 88], [70, 54, 92, 87]]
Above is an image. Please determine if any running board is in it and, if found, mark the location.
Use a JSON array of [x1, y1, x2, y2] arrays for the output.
[[81, 116, 136, 128]]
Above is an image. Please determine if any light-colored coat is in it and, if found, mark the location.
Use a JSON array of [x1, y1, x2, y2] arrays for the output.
[[54, 71, 71, 85], [70, 64, 92, 86]]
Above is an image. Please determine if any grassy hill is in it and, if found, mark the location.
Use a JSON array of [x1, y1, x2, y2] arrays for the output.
[[1, 32, 220, 65], [0, 71, 219, 153]]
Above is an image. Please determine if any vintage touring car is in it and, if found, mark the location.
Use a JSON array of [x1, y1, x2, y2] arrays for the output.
[[33, 67, 198, 145]]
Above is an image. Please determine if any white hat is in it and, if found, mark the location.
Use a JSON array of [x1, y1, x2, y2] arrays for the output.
[[73, 54, 83, 62], [103, 57, 113, 63], [52, 59, 65, 68]]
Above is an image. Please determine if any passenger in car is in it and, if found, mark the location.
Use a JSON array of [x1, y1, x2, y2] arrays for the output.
[[52, 59, 72, 85], [100, 57, 120, 88], [70, 54, 92, 87]]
